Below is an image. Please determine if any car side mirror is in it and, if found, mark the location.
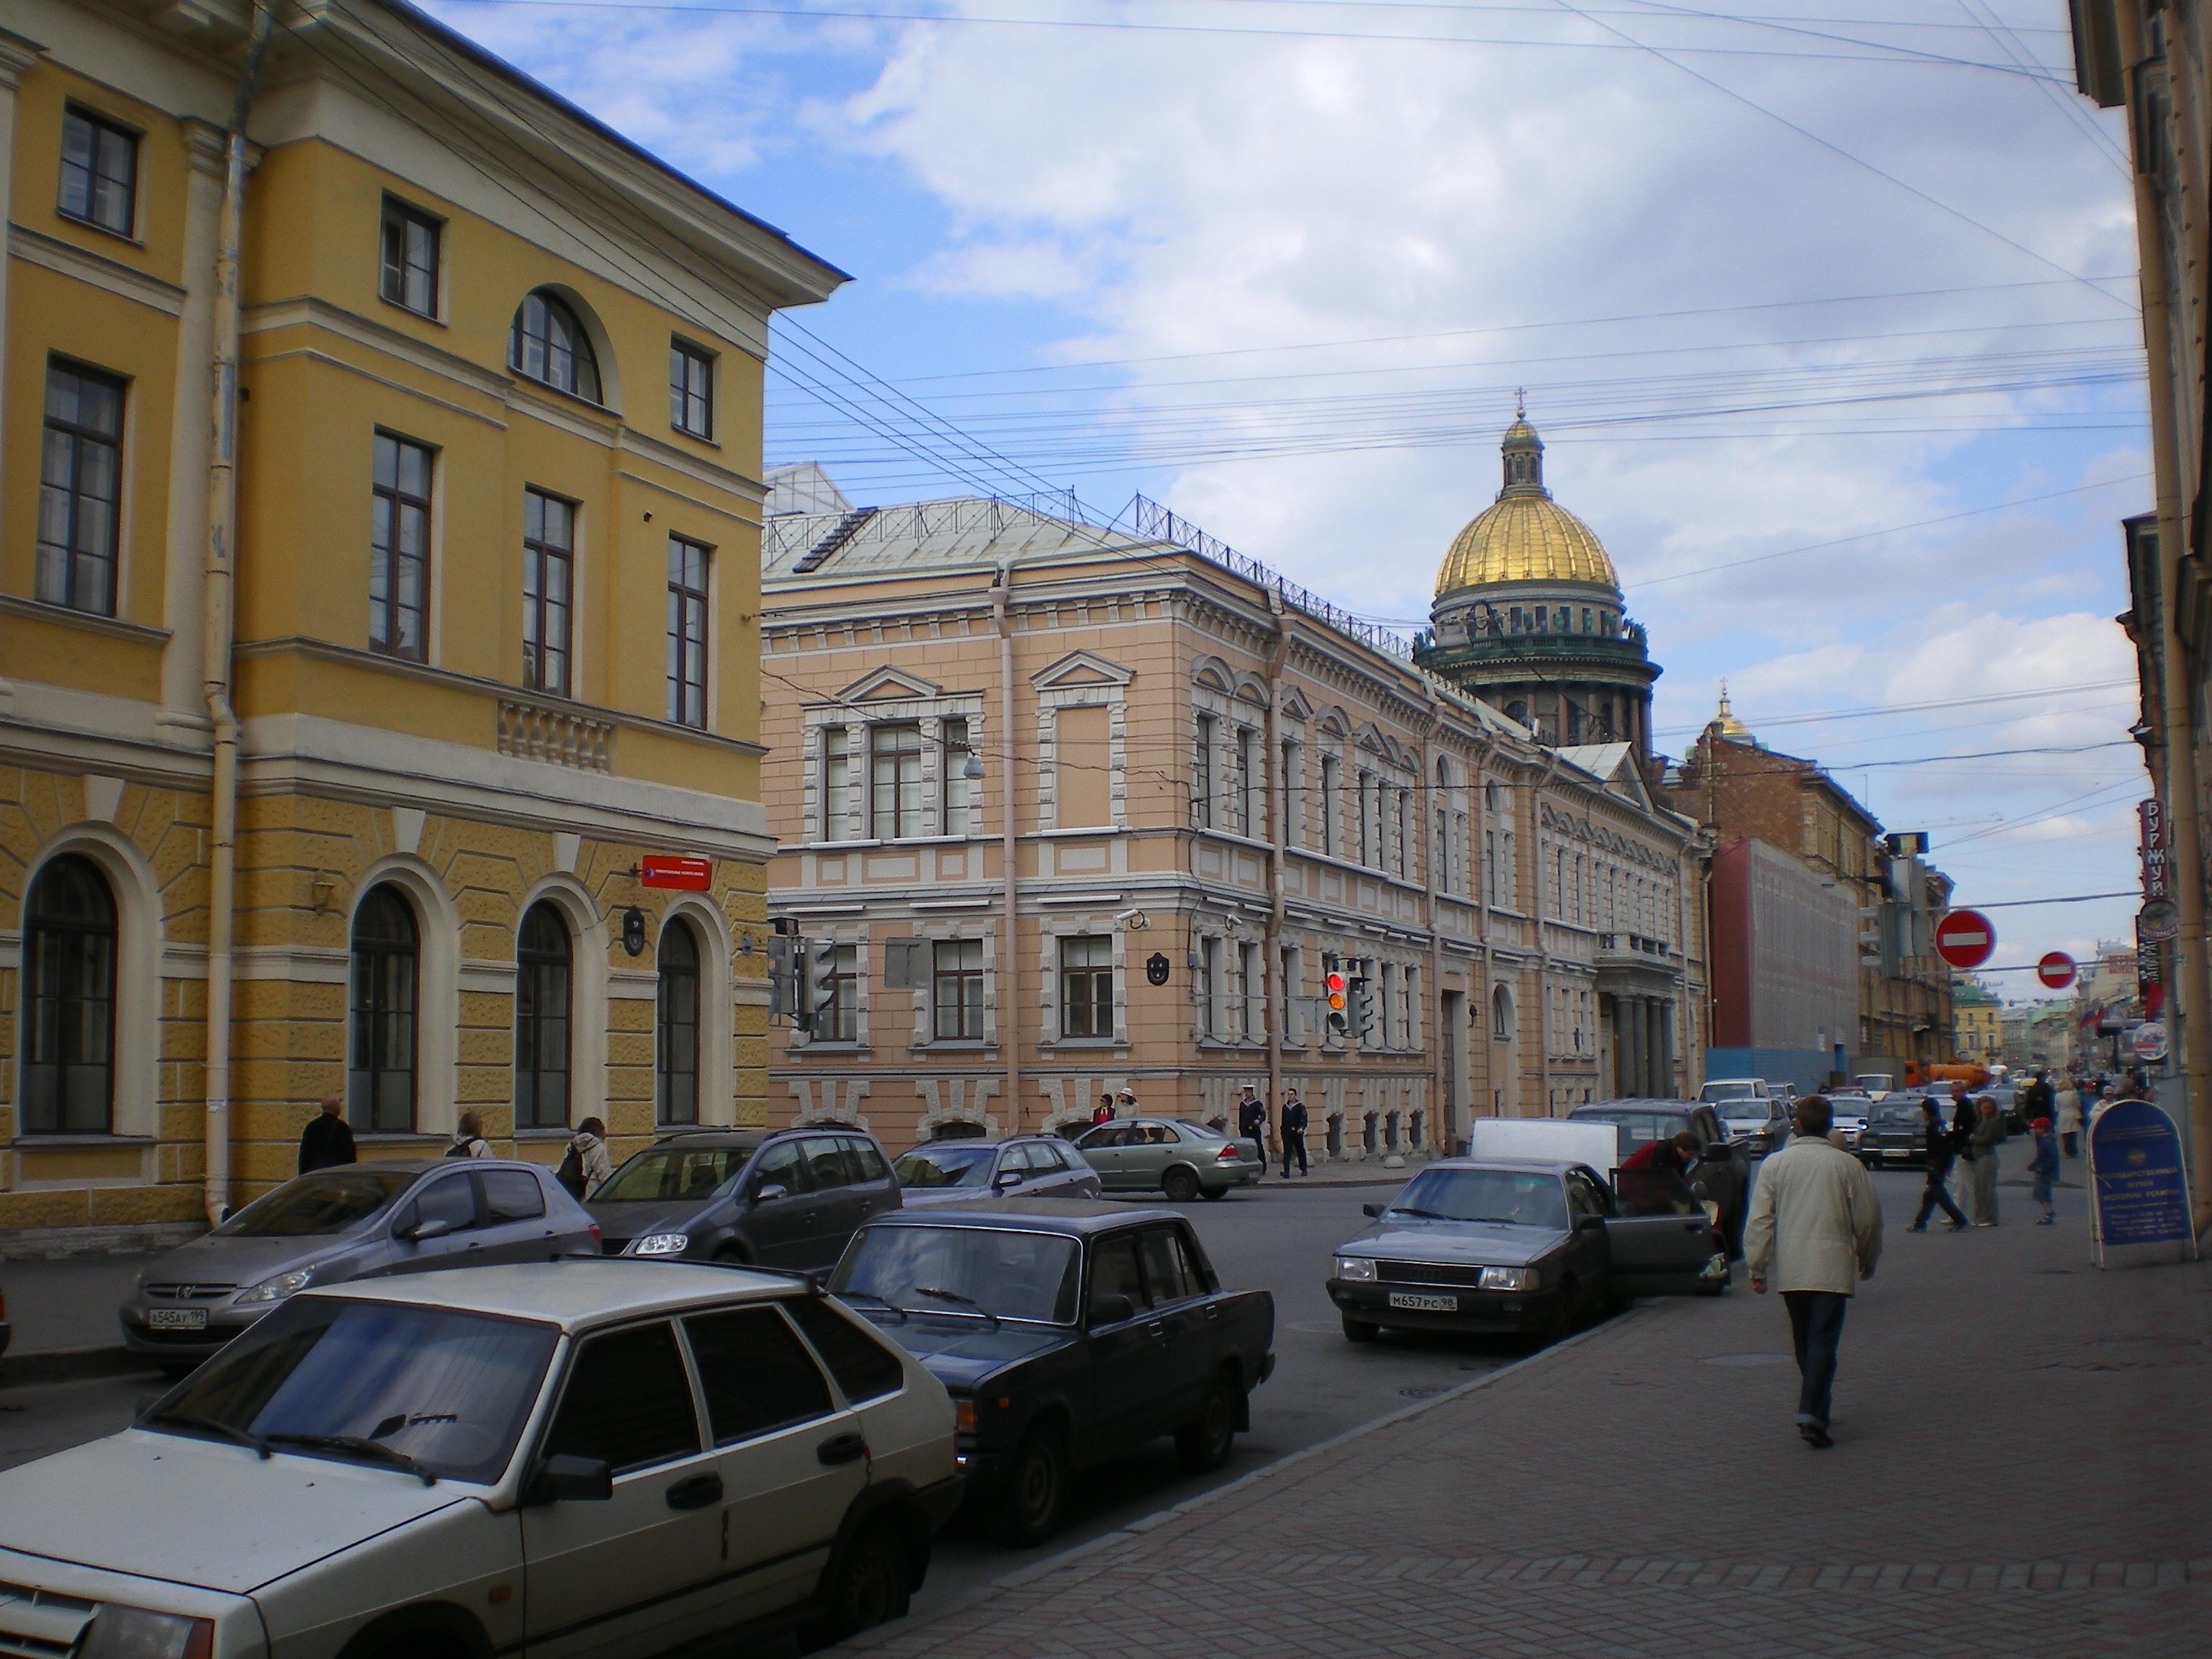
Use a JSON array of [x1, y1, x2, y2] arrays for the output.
[[1575, 1214, 1608, 1233], [752, 1183, 790, 1204], [394, 1215, 458, 1243], [992, 1169, 1022, 1192], [531, 1453, 613, 1504], [1362, 1202, 1382, 1218], [1089, 1293, 1136, 1326]]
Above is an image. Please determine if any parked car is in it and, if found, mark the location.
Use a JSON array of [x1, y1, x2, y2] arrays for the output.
[[1714, 1097, 1784, 1156], [1567, 1100, 1751, 1253], [1070, 1118, 1263, 1201], [588, 1125, 900, 1271], [1, 1262, 958, 1659], [894, 1136, 1101, 1207], [1697, 1078, 1770, 1105], [831, 1199, 1275, 1546], [1327, 1157, 1726, 1345], [119, 1160, 598, 1368], [1856, 1099, 1933, 1169], [1824, 1090, 1873, 1146]]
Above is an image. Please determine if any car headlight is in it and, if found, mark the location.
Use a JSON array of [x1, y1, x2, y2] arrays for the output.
[[235, 1267, 313, 1305], [1334, 1256, 1376, 1282], [78, 1605, 213, 1659], [631, 1233, 690, 1257], [1478, 1267, 1532, 1291]]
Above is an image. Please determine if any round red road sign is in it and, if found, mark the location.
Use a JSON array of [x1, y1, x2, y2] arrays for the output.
[[2036, 950, 2076, 990], [1933, 909, 1997, 970]]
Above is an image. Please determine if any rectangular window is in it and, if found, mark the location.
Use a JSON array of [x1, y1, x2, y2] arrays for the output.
[[1318, 755, 1339, 855], [1197, 937, 1221, 1037], [666, 536, 709, 727], [1230, 727, 1255, 835], [58, 107, 137, 236], [521, 488, 575, 696], [940, 717, 972, 835], [670, 338, 716, 439], [379, 197, 441, 316], [1055, 703, 1111, 827], [932, 938, 984, 1040], [1357, 773, 1374, 866], [1192, 713, 1216, 829], [870, 723, 923, 839], [1238, 940, 1264, 1040], [1398, 789, 1414, 878], [1280, 944, 1303, 1045], [823, 727, 852, 840], [369, 433, 432, 660], [38, 360, 127, 616], [819, 943, 858, 1043], [1281, 740, 1300, 848], [1060, 935, 1114, 1039]]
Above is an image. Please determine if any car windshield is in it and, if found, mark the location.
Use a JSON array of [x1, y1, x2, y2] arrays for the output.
[[145, 1298, 557, 1483], [895, 1146, 996, 1188], [1699, 1082, 1757, 1102], [595, 1144, 755, 1205], [1872, 1105, 1922, 1127], [833, 1226, 1081, 1324], [1385, 1168, 1568, 1230], [215, 1169, 415, 1237]]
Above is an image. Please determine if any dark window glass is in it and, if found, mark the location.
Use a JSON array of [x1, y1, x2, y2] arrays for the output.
[[544, 1323, 701, 1474], [845, 1138, 889, 1182], [802, 1136, 855, 1190], [58, 107, 136, 235], [786, 1298, 905, 1403], [670, 338, 714, 438], [1059, 935, 1113, 1038], [379, 198, 441, 316], [1089, 1234, 1148, 1317], [869, 724, 922, 838], [683, 1308, 833, 1444], [215, 1169, 413, 1237], [932, 939, 983, 1040], [510, 289, 602, 402], [748, 1138, 814, 1196], [656, 920, 701, 1125], [666, 536, 709, 728], [595, 1142, 757, 1204], [817, 943, 856, 1043], [1137, 1228, 1200, 1304], [348, 886, 418, 1133], [514, 902, 572, 1130], [939, 717, 971, 833], [480, 1168, 547, 1223], [521, 488, 575, 697], [369, 433, 431, 660], [37, 359, 125, 616], [20, 854, 117, 1134], [400, 1174, 477, 1235]]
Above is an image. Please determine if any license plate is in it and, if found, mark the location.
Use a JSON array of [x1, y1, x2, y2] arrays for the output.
[[1386, 1291, 1457, 1312], [147, 1308, 207, 1331]]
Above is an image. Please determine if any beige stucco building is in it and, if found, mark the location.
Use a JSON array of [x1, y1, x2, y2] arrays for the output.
[[0, 0, 840, 1245], [760, 453, 1709, 1161]]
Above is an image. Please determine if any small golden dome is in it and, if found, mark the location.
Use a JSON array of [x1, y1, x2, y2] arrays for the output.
[[1437, 495, 1617, 593], [1711, 682, 1751, 740]]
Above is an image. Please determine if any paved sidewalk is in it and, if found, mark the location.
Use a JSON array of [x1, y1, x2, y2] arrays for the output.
[[858, 1178, 2211, 1658]]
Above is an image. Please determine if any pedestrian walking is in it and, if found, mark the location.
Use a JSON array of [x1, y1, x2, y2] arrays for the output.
[[2027, 1116, 2059, 1226], [1237, 1085, 1269, 1177], [557, 1116, 613, 1200], [1743, 1094, 1883, 1449], [296, 1093, 356, 1175], [1964, 1097, 2003, 1226], [447, 1110, 493, 1159], [2055, 1080, 2083, 1159], [2020, 1068, 2055, 1128], [1905, 1098, 1969, 1232], [1280, 1087, 1309, 1178]]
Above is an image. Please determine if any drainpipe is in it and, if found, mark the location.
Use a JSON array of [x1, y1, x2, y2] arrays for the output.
[[1416, 680, 1445, 1152], [1261, 599, 1289, 1148], [991, 565, 1022, 1128], [203, 0, 276, 1228]]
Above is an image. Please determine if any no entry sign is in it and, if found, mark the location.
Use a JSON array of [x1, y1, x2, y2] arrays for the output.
[[1933, 909, 1997, 970], [2036, 951, 2077, 990], [640, 854, 713, 891]]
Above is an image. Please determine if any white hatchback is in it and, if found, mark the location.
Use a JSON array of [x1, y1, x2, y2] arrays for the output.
[[0, 1262, 960, 1659]]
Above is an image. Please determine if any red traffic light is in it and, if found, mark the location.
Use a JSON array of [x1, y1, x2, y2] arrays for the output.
[[1325, 969, 1347, 1010]]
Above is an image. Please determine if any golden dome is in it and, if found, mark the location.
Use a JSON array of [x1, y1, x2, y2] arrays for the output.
[[1435, 414, 1619, 595], [1711, 682, 1752, 739]]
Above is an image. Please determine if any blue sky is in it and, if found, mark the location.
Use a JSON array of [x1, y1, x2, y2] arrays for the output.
[[431, 0, 2151, 999]]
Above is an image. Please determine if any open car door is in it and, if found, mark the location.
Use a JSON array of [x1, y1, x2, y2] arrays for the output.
[[1604, 1164, 1729, 1295]]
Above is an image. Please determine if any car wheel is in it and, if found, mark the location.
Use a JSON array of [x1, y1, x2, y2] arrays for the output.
[[988, 1424, 1070, 1547], [801, 1518, 911, 1650], [1175, 1372, 1241, 1473], [1341, 1314, 1379, 1344], [712, 1241, 752, 1266], [1162, 1166, 1201, 1203], [1539, 1281, 1575, 1346], [1199, 1184, 1229, 1201]]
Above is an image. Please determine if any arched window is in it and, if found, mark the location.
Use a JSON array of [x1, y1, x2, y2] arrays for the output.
[[515, 902, 572, 1130], [1492, 984, 1514, 1042], [349, 886, 418, 1132], [21, 854, 117, 1134], [511, 289, 602, 403], [657, 919, 701, 1125]]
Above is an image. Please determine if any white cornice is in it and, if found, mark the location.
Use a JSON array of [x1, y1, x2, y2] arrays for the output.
[[7, 221, 188, 316]]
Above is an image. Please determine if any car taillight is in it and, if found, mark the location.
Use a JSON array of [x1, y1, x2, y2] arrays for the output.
[[955, 1398, 977, 1435], [588, 1223, 602, 1246], [1216, 1144, 1241, 1162]]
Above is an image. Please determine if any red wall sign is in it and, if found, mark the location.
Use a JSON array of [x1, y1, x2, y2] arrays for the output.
[[1933, 909, 1997, 970], [640, 854, 713, 891], [2036, 951, 2077, 990]]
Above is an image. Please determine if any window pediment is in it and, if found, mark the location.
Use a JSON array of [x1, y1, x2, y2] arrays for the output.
[[1032, 649, 1133, 689], [838, 666, 944, 703]]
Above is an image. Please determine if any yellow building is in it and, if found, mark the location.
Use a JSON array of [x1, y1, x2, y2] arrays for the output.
[[1952, 981, 2003, 1066], [0, 0, 842, 1245]]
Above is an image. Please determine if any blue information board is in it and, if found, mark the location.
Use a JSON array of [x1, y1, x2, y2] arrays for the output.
[[2087, 1101, 2195, 1256]]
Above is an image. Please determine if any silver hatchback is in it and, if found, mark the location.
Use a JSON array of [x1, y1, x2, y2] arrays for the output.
[[120, 1160, 598, 1367]]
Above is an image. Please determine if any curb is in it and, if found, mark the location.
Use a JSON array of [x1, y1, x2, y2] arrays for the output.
[[838, 1294, 1676, 1652], [0, 1346, 161, 1390]]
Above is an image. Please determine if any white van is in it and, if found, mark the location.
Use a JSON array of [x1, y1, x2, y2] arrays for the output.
[[1697, 1078, 1770, 1105]]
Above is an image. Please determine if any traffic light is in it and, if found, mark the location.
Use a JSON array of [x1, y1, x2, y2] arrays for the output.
[[768, 933, 797, 1022], [1323, 956, 1347, 1036], [800, 940, 837, 1036], [1346, 976, 1376, 1042]]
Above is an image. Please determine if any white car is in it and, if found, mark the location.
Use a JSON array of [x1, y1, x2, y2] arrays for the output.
[[1697, 1078, 1771, 1105], [0, 1262, 960, 1659], [1825, 1091, 1873, 1144]]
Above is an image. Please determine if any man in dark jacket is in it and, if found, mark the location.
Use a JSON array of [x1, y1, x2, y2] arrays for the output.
[[1279, 1088, 1309, 1178], [1236, 1086, 1269, 1177], [297, 1094, 356, 1175], [1907, 1098, 1968, 1231], [2020, 1069, 2055, 1128]]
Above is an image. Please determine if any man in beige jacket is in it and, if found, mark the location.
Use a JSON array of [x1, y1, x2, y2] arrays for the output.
[[1743, 1094, 1884, 1449]]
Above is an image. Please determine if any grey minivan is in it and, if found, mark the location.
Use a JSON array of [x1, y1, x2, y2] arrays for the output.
[[587, 1126, 902, 1269], [119, 1159, 597, 1367]]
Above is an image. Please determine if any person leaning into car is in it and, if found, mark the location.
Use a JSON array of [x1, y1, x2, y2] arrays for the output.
[[1743, 1095, 1882, 1451]]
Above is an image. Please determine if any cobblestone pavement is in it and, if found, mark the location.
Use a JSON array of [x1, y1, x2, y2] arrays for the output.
[[856, 1182, 2211, 1658]]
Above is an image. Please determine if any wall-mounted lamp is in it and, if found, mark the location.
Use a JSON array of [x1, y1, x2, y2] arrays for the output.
[[309, 873, 337, 915]]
